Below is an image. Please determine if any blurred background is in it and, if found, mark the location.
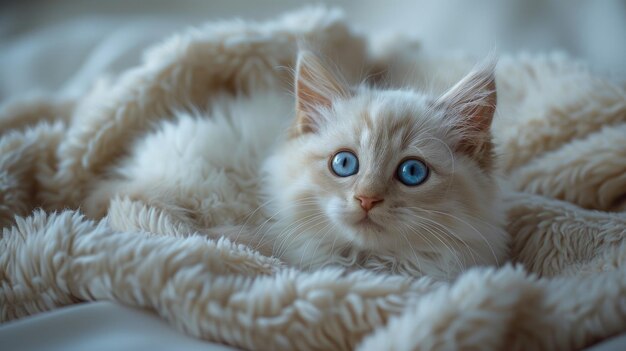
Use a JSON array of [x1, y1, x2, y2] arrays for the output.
[[1, 0, 625, 101]]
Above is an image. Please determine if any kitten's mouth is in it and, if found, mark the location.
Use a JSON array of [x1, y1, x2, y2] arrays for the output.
[[354, 216, 383, 230]]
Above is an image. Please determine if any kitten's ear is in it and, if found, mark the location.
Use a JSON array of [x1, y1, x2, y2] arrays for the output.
[[436, 61, 497, 170], [293, 50, 350, 136]]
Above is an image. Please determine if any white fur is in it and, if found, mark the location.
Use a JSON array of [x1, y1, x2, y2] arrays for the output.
[[84, 92, 294, 229]]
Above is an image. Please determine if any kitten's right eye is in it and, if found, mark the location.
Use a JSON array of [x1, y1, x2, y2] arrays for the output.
[[330, 151, 359, 177]]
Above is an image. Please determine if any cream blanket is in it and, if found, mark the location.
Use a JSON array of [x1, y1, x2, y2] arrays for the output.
[[1, 7, 626, 351]]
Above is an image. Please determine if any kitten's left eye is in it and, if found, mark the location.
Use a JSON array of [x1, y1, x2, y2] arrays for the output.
[[331, 151, 359, 177], [397, 159, 429, 186]]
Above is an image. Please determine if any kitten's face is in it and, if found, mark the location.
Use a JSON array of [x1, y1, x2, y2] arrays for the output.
[[270, 91, 492, 249], [303, 92, 468, 249], [263, 51, 506, 270]]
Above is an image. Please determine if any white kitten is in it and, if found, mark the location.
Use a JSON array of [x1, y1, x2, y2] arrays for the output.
[[85, 51, 509, 280]]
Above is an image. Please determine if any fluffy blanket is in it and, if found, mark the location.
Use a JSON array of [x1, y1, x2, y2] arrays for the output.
[[1, 7, 626, 351]]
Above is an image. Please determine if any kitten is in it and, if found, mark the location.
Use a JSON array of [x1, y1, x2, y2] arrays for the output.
[[85, 51, 509, 280]]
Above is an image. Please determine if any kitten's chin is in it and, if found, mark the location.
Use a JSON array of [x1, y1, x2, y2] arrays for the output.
[[326, 203, 387, 249], [341, 214, 388, 249], [353, 216, 383, 231]]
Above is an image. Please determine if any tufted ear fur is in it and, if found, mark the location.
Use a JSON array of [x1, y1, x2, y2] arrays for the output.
[[293, 50, 350, 136], [435, 61, 497, 170]]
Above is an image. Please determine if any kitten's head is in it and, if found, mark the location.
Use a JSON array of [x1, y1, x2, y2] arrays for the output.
[[264, 51, 507, 274]]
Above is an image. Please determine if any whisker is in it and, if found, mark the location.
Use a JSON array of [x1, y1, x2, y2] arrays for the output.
[[402, 211, 478, 264], [393, 223, 424, 275], [243, 198, 319, 249], [408, 207, 501, 266], [400, 216, 467, 274], [271, 213, 328, 257], [303, 221, 338, 270]]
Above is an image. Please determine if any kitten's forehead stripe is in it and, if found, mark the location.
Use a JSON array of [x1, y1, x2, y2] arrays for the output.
[[390, 116, 416, 151], [366, 102, 418, 153], [308, 151, 328, 162], [363, 109, 374, 131]]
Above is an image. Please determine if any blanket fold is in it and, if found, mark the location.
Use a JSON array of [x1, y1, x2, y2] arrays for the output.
[[1, 7, 625, 351]]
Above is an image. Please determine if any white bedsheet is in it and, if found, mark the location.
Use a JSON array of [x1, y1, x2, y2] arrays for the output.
[[0, 302, 239, 351]]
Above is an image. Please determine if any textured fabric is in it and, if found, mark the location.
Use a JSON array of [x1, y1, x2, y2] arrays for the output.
[[1, 7, 625, 351]]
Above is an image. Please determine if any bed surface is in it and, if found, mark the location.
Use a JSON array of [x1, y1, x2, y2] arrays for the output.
[[0, 302, 239, 351]]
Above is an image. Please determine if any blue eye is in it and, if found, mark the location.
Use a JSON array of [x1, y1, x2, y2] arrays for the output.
[[397, 159, 429, 186], [331, 151, 359, 177]]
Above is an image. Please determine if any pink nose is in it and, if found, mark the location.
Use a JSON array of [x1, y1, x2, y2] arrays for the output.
[[355, 195, 384, 212]]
